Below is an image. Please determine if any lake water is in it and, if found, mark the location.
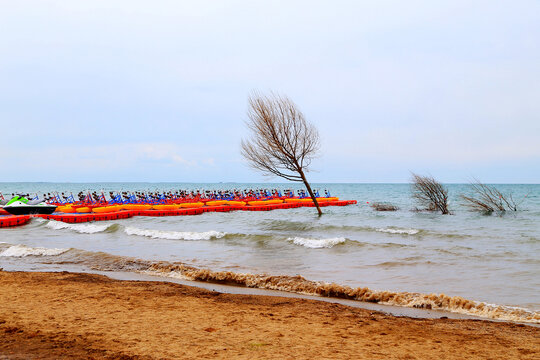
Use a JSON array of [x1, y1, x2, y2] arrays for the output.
[[1, 182, 538, 323]]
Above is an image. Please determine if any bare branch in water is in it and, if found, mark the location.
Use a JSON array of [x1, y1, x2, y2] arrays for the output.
[[370, 202, 399, 211], [411, 173, 450, 215], [461, 180, 524, 213]]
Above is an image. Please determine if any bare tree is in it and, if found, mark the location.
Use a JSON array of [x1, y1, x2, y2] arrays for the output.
[[461, 180, 522, 213], [411, 173, 450, 214], [241, 92, 323, 216]]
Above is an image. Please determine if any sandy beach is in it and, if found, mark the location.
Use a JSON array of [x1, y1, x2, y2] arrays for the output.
[[0, 271, 538, 359]]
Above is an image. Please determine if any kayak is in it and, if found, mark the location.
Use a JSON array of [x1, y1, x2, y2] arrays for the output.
[[284, 197, 339, 203], [122, 204, 152, 211], [225, 201, 246, 206], [92, 205, 123, 213], [248, 199, 283, 206], [179, 202, 205, 208], [152, 204, 179, 210], [205, 200, 228, 206]]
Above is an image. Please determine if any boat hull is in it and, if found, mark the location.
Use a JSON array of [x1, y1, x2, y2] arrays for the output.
[[3, 206, 57, 215]]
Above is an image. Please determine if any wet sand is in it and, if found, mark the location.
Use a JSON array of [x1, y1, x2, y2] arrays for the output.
[[0, 271, 538, 359]]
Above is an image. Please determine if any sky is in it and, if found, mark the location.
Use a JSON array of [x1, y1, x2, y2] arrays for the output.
[[0, 0, 539, 183]]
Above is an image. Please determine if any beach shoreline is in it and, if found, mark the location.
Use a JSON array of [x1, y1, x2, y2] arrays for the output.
[[1, 271, 538, 359]]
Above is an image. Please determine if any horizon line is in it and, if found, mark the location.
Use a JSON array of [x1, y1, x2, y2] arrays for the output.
[[1, 181, 539, 185]]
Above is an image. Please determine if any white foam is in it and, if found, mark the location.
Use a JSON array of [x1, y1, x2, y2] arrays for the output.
[[288, 237, 346, 249], [46, 220, 112, 234], [0, 244, 69, 257], [124, 227, 226, 241], [140, 269, 192, 281], [376, 227, 420, 235]]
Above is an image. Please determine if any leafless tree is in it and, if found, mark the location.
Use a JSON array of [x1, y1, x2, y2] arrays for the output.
[[461, 180, 521, 213], [241, 92, 323, 216], [411, 173, 450, 214]]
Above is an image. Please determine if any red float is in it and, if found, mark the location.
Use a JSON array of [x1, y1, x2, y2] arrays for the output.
[[1, 200, 356, 228], [0, 215, 31, 228]]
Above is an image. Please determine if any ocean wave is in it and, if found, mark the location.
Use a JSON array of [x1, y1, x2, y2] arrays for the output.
[[288, 236, 346, 249], [263, 220, 315, 232], [377, 242, 410, 248], [0, 244, 69, 257], [35, 247, 538, 324], [369, 256, 427, 268], [263, 220, 361, 232], [138, 262, 540, 324], [376, 227, 420, 235], [263, 220, 423, 236], [46, 220, 118, 234], [124, 227, 226, 241]]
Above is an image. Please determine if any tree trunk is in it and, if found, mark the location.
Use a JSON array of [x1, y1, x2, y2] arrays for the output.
[[298, 169, 322, 216]]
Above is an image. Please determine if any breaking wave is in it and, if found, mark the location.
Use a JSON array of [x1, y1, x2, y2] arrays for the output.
[[288, 236, 347, 248], [16, 247, 540, 324], [376, 227, 420, 235], [46, 220, 119, 234], [0, 244, 69, 257], [124, 227, 226, 241], [140, 262, 540, 324]]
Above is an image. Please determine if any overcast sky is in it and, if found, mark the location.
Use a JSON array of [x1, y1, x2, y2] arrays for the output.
[[1, 1, 538, 183]]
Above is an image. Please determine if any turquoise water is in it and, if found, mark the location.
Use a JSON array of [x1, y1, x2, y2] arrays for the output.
[[1, 183, 539, 322]]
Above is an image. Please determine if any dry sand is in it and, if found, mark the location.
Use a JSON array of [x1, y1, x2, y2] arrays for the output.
[[0, 271, 538, 359]]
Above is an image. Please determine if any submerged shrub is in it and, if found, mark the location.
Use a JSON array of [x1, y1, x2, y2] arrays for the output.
[[461, 181, 524, 213], [370, 202, 399, 211], [411, 173, 450, 215]]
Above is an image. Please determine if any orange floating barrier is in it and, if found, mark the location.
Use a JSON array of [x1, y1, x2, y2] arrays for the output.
[[0, 215, 31, 228], [0, 197, 356, 226]]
